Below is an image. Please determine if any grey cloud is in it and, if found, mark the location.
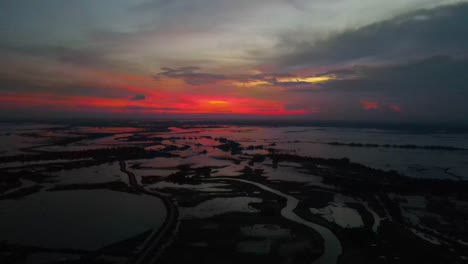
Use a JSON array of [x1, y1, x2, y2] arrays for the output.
[[153, 66, 323, 89], [275, 81, 315, 88], [284, 104, 306, 110], [131, 94, 146, 101], [0, 43, 129, 72], [319, 55, 468, 93], [132, 0, 268, 25], [292, 55, 468, 122], [154, 67, 226, 85], [0, 77, 132, 99], [274, 3, 468, 69]]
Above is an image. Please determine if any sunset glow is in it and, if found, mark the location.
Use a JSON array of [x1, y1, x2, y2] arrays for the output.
[[0, 1, 467, 122], [276, 75, 336, 84], [2, 3, 468, 264], [208, 100, 230, 105]]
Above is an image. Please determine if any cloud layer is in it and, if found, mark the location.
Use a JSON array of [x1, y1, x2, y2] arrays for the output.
[[1, 0, 468, 123]]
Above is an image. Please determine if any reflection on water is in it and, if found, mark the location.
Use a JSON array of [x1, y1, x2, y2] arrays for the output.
[[310, 203, 364, 228], [25, 252, 82, 264], [241, 224, 292, 238], [5, 123, 467, 179], [151, 181, 232, 192], [180, 197, 261, 219], [237, 240, 272, 255], [1, 122, 467, 263], [0, 190, 166, 250], [51, 162, 125, 184], [157, 126, 468, 180]]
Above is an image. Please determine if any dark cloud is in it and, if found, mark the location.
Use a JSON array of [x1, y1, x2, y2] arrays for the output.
[[0, 43, 134, 72], [154, 66, 226, 85], [153, 67, 322, 89], [295, 55, 468, 122], [284, 104, 305, 110], [250, 72, 314, 87], [243, 72, 320, 89], [249, 72, 294, 80], [131, 94, 146, 101], [123, 106, 179, 111], [319, 55, 468, 94], [130, 0, 269, 31], [275, 81, 315, 88], [274, 3, 468, 69], [0, 77, 132, 99]]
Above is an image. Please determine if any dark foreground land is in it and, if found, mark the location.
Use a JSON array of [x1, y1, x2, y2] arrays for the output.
[[0, 122, 467, 264]]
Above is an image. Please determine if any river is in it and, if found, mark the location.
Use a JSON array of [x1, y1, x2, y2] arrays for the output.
[[207, 177, 343, 264]]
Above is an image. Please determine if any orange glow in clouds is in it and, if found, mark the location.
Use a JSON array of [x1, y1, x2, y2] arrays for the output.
[[233, 74, 335, 88], [277, 75, 335, 83], [359, 100, 403, 112], [208, 100, 230, 105], [390, 105, 402, 112], [0, 67, 316, 116], [0, 92, 309, 115], [360, 100, 379, 110]]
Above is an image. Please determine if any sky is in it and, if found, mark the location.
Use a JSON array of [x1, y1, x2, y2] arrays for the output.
[[1, 0, 468, 123]]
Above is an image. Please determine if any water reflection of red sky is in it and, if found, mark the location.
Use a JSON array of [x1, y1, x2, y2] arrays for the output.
[[166, 126, 256, 136], [74, 127, 143, 134]]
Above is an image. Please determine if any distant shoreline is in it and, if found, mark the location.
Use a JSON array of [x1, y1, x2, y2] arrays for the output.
[[2, 119, 468, 134]]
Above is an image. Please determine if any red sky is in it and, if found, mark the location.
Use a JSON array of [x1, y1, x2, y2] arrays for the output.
[[2, 1, 468, 123]]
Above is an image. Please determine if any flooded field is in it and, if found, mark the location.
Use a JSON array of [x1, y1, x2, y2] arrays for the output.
[[0, 190, 166, 250], [0, 121, 467, 263]]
